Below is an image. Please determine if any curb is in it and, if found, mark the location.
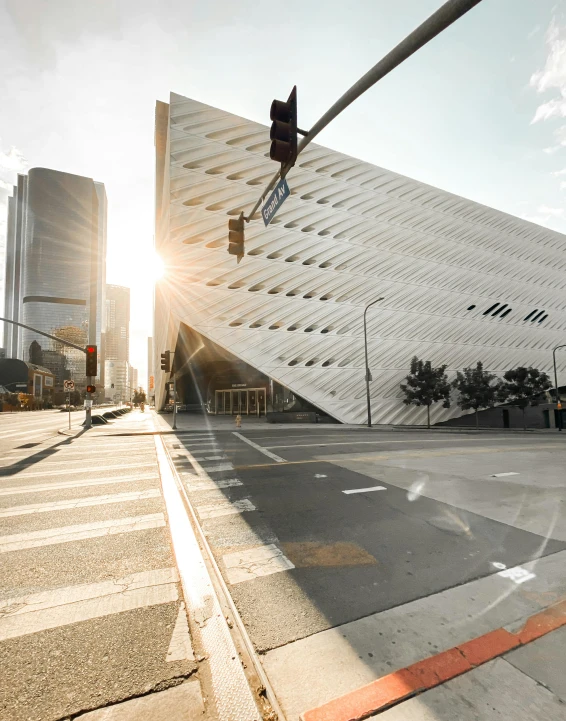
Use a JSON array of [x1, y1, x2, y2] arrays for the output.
[[300, 599, 566, 721]]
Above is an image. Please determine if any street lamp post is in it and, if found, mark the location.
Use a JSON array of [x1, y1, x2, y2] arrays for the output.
[[553, 344, 566, 432], [363, 298, 384, 428]]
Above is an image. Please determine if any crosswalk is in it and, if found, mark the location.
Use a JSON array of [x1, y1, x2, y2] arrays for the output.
[[0, 411, 198, 721], [164, 432, 295, 587]]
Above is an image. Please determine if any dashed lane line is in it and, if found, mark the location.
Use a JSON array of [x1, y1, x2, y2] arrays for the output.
[[195, 499, 256, 520], [233, 432, 286, 463], [0, 567, 179, 641], [0, 513, 165, 552], [342, 486, 387, 494], [0, 473, 159, 496], [0, 489, 161, 517]]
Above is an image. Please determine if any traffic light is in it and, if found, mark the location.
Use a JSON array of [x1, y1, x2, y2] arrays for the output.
[[228, 212, 245, 263], [86, 384, 96, 394], [85, 345, 97, 377], [160, 351, 171, 373], [270, 86, 297, 171]]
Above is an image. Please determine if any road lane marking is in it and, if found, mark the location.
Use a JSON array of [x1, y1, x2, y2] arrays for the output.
[[222, 544, 295, 585], [0, 567, 178, 641], [0, 513, 165, 552], [263, 438, 527, 449], [184, 477, 243, 491], [0, 473, 158, 496], [342, 486, 387, 494], [199, 463, 235, 473], [227, 442, 565, 470], [492, 472, 520, 477], [166, 602, 194, 662], [196, 499, 256, 520], [6, 461, 155, 479], [0, 489, 161, 517], [233, 432, 285, 462]]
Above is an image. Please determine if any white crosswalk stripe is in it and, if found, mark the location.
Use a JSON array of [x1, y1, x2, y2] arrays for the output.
[[0, 489, 161, 517], [0, 568, 179, 641], [0, 473, 158, 496], [0, 513, 166, 552]]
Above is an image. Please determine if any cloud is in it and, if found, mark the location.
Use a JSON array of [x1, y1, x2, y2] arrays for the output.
[[561, 180, 566, 190], [530, 18, 566, 123], [537, 204, 564, 217], [0, 142, 27, 175], [552, 167, 566, 175]]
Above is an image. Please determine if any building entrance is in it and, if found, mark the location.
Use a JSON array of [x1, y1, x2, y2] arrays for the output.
[[214, 387, 266, 416]]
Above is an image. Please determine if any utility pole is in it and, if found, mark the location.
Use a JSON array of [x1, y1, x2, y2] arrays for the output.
[[553, 345, 566, 432], [363, 298, 384, 427]]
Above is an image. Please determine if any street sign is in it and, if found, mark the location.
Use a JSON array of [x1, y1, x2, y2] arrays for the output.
[[84, 399, 93, 408], [262, 178, 290, 226], [64, 380, 75, 391]]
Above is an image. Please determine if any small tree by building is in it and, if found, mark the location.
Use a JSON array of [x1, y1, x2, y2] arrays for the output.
[[400, 356, 451, 429], [498, 366, 552, 430], [452, 361, 499, 429]]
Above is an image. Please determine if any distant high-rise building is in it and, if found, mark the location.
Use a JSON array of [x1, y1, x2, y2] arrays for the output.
[[130, 365, 138, 394], [105, 285, 130, 362], [2, 168, 107, 392], [105, 359, 129, 403]]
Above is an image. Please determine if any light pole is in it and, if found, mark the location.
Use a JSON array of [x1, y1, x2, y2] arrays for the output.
[[364, 298, 384, 428], [553, 344, 566, 432]]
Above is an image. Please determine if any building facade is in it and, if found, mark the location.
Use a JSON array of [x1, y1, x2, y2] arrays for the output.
[[104, 359, 129, 403], [104, 284, 130, 400], [154, 93, 566, 426], [2, 168, 107, 392], [105, 284, 130, 363]]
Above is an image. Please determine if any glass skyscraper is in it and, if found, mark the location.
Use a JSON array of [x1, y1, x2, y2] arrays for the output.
[[2, 168, 107, 391]]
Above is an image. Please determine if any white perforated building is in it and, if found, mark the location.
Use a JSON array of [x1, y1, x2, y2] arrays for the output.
[[154, 92, 566, 425]]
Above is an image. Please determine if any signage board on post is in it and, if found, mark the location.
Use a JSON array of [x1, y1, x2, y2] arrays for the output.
[[261, 178, 290, 226], [64, 380, 75, 392]]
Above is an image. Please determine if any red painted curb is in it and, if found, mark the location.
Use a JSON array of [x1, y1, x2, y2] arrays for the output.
[[300, 599, 566, 721]]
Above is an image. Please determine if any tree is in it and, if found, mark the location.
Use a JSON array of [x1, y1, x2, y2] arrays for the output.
[[400, 356, 451, 429], [452, 361, 499, 429], [498, 366, 552, 430]]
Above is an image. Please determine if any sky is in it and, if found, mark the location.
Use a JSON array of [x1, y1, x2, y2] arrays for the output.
[[1, 0, 565, 385]]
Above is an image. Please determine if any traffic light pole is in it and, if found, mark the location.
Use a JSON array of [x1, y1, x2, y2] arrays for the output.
[[553, 345, 566, 432], [1, 316, 94, 429], [172, 374, 177, 430], [244, 0, 483, 223], [85, 380, 92, 429]]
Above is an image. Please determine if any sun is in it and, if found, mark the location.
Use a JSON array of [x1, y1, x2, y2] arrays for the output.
[[152, 251, 165, 281]]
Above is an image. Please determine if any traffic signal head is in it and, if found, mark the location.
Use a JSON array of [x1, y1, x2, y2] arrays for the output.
[[270, 86, 297, 170], [160, 351, 171, 373], [86, 384, 96, 394], [85, 345, 97, 377], [228, 212, 245, 263]]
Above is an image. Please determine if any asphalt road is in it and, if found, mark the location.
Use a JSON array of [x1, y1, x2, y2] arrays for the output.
[[164, 423, 566, 653]]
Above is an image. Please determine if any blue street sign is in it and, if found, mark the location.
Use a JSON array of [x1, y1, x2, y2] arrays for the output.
[[261, 178, 290, 226]]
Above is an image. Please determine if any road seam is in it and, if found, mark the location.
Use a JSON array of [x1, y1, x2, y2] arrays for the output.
[[299, 598, 566, 721]]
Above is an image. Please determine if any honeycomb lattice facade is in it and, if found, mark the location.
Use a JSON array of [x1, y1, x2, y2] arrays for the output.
[[154, 92, 566, 425]]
